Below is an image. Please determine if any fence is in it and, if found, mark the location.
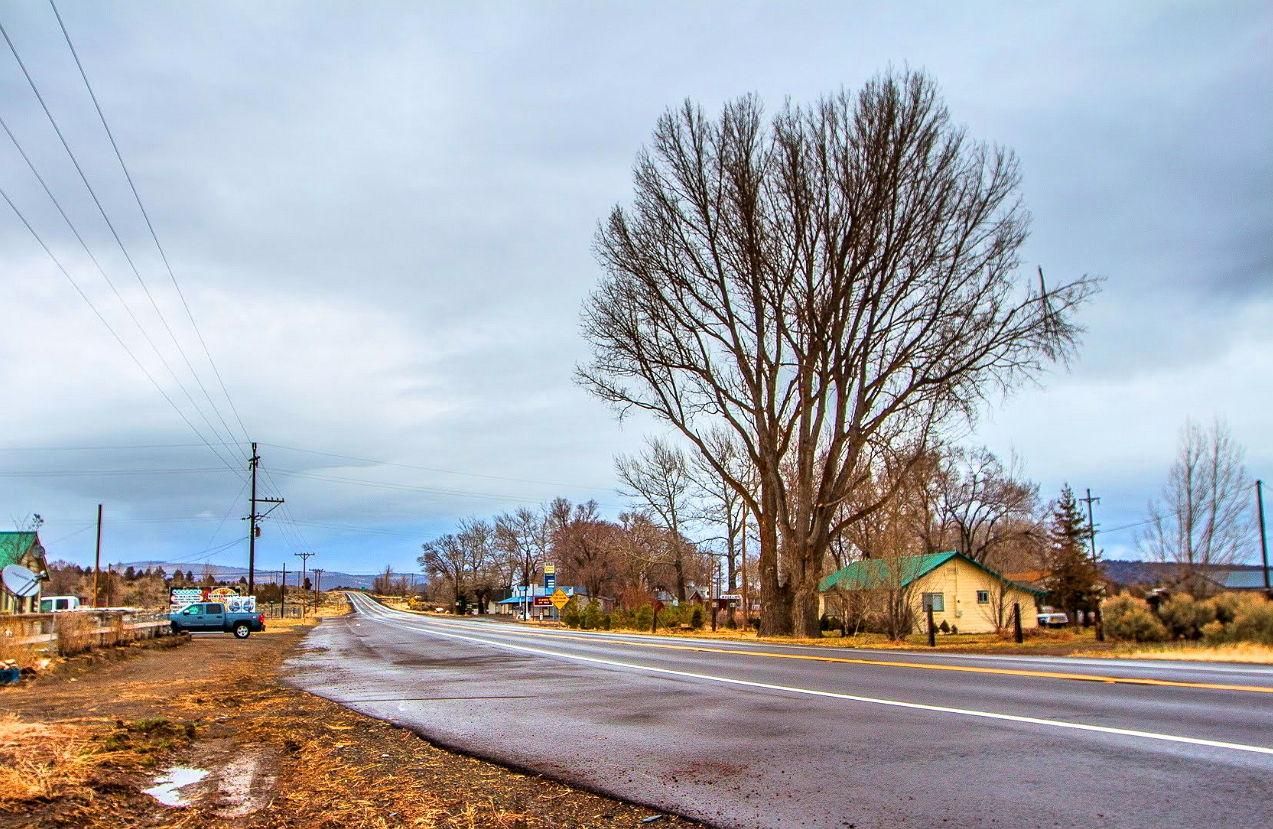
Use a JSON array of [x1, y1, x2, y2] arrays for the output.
[[259, 603, 308, 619], [1, 609, 172, 653]]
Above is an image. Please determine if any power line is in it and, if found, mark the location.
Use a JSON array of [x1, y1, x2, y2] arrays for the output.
[[0, 111, 244, 471], [49, 0, 254, 447], [0, 467, 227, 478], [0, 14, 244, 460], [263, 442, 613, 493], [0, 182, 244, 479]]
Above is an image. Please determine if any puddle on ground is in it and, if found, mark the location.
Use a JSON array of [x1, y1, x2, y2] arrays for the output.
[[144, 766, 209, 807]]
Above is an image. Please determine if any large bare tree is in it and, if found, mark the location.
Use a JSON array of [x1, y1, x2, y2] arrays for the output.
[[578, 70, 1096, 635], [1139, 418, 1253, 594]]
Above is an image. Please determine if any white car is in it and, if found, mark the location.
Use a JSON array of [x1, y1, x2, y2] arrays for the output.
[[1037, 607, 1069, 627], [39, 595, 81, 613]]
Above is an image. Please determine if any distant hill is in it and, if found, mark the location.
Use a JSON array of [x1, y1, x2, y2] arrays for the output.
[[117, 560, 402, 591], [1101, 559, 1266, 588]]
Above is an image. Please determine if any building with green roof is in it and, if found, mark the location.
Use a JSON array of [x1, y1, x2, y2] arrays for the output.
[[0, 531, 49, 614], [818, 550, 1045, 634]]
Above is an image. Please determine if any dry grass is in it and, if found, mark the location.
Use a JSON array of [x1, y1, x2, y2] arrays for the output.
[[1074, 641, 1273, 664], [0, 638, 41, 670], [53, 612, 97, 656], [2, 615, 692, 829]]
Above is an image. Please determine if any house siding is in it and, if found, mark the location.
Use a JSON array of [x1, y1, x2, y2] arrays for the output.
[[910, 558, 1040, 634]]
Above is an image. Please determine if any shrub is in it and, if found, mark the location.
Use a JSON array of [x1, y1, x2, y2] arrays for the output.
[[1209, 592, 1245, 625], [633, 606, 653, 631], [54, 612, 98, 655], [600, 612, 612, 630], [1102, 595, 1168, 642], [1158, 594, 1215, 640], [580, 600, 604, 630], [561, 601, 582, 629], [938, 620, 950, 634], [1231, 599, 1273, 644], [1201, 620, 1228, 644], [688, 605, 705, 630]]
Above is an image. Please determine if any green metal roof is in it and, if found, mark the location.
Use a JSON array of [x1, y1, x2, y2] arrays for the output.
[[818, 550, 1046, 595], [0, 532, 40, 568]]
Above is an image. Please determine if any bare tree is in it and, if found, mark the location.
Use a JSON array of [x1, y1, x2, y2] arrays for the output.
[[578, 70, 1096, 635], [1139, 418, 1252, 594], [419, 517, 494, 613], [495, 506, 552, 608], [616, 437, 697, 601], [688, 429, 755, 593], [550, 500, 622, 601], [938, 446, 1040, 564]]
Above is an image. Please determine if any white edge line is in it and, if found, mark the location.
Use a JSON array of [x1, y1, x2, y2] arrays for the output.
[[347, 596, 1273, 758], [351, 597, 1273, 678]]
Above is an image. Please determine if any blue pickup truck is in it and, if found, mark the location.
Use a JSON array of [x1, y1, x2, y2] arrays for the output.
[[169, 602, 265, 639]]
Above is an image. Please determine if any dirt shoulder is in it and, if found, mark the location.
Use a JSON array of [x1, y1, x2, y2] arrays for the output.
[[1, 618, 698, 828]]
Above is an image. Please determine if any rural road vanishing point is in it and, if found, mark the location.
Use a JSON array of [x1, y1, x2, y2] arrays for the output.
[[287, 594, 1273, 828]]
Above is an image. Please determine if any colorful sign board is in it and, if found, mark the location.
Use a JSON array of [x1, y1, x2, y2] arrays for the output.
[[544, 563, 556, 592], [169, 586, 255, 612], [550, 588, 570, 611], [532, 596, 553, 607]]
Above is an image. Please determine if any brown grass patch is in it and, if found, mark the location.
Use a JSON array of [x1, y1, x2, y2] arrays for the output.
[[1074, 641, 1273, 664]]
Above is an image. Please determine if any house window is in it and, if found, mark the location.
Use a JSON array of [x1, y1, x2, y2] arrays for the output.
[[976, 590, 990, 605], [922, 592, 944, 612]]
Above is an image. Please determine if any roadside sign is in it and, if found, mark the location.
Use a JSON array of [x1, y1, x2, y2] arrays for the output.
[[532, 596, 553, 607], [169, 587, 203, 608], [550, 588, 570, 611], [544, 563, 556, 592]]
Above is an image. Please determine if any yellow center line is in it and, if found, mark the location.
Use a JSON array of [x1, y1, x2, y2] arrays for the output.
[[398, 612, 1273, 695]]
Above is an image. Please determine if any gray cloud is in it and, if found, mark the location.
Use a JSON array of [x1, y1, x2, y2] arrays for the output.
[[1, 1, 1269, 572]]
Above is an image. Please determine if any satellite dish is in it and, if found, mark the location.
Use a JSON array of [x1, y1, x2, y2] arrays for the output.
[[2, 564, 41, 598]]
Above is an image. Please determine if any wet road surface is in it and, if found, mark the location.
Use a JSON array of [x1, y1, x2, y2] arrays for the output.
[[286, 593, 1273, 828]]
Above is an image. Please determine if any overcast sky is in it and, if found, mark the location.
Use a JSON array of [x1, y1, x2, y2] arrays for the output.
[[1, 1, 1269, 577]]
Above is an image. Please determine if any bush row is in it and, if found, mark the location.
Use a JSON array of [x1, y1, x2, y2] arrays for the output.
[[561, 600, 710, 632], [1103, 592, 1273, 644]]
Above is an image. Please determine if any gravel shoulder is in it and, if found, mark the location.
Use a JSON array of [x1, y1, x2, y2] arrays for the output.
[[0, 616, 699, 828]]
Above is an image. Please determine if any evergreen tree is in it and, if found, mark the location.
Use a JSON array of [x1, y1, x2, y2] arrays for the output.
[[124, 565, 137, 581], [1045, 484, 1100, 625]]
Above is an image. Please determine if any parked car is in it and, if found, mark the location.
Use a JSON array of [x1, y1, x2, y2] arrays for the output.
[[1037, 606, 1069, 627], [38, 595, 82, 613], [169, 601, 265, 639]]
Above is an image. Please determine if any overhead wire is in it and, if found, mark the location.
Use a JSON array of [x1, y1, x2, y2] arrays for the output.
[[0, 112, 245, 472], [0, 183, 244, 479], [49, 0, 254, 446], [0, 14, 245, 463]]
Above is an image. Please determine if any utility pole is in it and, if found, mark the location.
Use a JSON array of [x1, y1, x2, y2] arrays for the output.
[[294, 551, 316, 615], [92, 503, 103, 608], [245, 442, 284, 595], [1079, 488, 1100, 560], [1080, 488, 1104, 641], [312, 568, 324, 610], [1257, 480, 1269, 594], [280, 562, 287, 618]]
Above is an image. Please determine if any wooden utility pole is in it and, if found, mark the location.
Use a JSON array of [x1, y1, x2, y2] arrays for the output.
[[246, 442, 283, 595], [280, 562, 287, 618], [1257, 480, 1269, 594], [92, 503, 102, 608], [294, 551, 316, 615], [1080, 488, 1104, 640], [312, 568, 324, 612]]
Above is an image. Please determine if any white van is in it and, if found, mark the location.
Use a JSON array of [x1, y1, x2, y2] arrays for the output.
[[39, 596, 82, 613]]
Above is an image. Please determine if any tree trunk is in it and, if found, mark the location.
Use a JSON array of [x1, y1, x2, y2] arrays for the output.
[[758, 509, 792, 635]]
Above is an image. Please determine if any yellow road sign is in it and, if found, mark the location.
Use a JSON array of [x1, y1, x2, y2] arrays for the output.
[[550, 589, 570, 610]]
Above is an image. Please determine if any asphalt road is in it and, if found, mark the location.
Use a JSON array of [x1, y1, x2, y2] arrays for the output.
[[287, 593, 1273, 828]]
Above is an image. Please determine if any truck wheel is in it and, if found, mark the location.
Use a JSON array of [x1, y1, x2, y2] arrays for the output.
[[233, 623, 251, 639]]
